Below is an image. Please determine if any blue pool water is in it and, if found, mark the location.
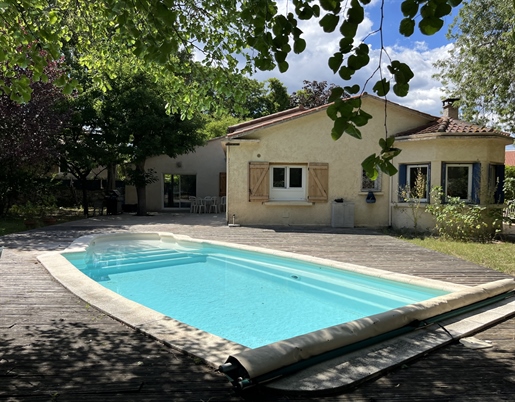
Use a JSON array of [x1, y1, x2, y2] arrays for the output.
[[64, 240, 449, 348]]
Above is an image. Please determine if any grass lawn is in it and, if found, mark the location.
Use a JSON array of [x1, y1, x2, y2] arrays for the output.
[[402, 236, 515, 276], [0, 210, 84, 236]]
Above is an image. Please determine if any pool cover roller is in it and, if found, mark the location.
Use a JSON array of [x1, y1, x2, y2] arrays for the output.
[[220, 278, 515, 389]]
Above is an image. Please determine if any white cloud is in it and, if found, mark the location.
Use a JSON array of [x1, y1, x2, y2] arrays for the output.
[[249, 1, 454, 117], [252, 39, 453, 117]]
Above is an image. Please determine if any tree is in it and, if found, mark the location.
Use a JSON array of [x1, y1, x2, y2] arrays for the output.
[[57, 87, 111, 216], [434, 0, 515, 132], [0, 60, 67, 215], [201, 115, 241, 140], [98, 72, 205, 216], [290, 80, 340, 109], [2, 0, 462, 179]]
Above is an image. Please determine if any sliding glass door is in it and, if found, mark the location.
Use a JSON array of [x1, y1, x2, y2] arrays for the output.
[[163, 174, 196, 208]]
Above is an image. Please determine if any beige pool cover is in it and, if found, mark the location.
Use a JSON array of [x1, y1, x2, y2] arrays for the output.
[[221, 278, 515, 387]]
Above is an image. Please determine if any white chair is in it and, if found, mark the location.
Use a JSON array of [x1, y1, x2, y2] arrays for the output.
[[197, 197, 207, 214], [220, 196, 226, 212], [189, 196, 198, 213], [209, 196, 219, 213]]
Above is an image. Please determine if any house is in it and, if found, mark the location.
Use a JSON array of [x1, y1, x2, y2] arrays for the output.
[[125, 137, 226, 211], [506, 149, 515, 167], [223, 94, 512, 230]]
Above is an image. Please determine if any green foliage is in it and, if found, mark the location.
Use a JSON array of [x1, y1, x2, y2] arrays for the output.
[[361, 136, 400, 180], [123, 167, 158, 188], [2, 0, 462, 178], [435, 0, 515, 131], [201, 115, 241, 140], [505, 166, 515, 201], [426, 186, 501, 242]]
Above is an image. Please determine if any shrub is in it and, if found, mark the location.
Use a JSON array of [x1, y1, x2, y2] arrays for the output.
[[426, 186, 501, 242]]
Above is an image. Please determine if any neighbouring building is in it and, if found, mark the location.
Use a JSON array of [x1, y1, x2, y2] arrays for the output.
[[125, 137, 226, 211]]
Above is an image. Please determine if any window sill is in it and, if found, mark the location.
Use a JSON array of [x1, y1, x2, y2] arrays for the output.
[[359, 192, 384, 196], [263, 201, 314, 206], [393, 202, 429, 207]]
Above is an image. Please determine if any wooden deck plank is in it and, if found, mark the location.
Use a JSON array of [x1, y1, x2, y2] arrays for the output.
[[1, 214, 514, 401]]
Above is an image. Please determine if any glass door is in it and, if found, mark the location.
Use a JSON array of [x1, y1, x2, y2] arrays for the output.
[[163, 174, 196, 208]]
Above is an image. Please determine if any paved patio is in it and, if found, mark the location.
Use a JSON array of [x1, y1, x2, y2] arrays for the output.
[[1, 212, 514, 401]]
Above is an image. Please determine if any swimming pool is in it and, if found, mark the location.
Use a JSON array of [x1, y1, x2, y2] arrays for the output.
[[37, 232, 515, 392], [62, 237, 450, 348]]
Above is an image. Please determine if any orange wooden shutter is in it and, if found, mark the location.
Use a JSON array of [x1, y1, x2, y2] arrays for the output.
[[248, 162, 270, 202], [308, 163, 328, 202]]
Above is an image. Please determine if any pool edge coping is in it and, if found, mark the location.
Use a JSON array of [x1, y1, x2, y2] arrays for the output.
[[36, 231, 515, 392]]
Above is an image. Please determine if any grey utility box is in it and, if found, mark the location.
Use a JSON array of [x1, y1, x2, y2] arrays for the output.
[[331, 202, 355, 228]]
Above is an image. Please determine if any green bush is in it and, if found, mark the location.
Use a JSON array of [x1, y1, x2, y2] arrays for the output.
[[505, 166, 515, 201], [426, 186, 501, 242]]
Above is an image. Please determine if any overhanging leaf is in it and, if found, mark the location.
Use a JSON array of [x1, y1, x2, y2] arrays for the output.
[[419, 16, 444, 35], [328, 86, 345, 102], [399, 18, 415, 37], [373, 78, 390, 96], [320, 13, 340, 33], [362, 154, 379, 180]]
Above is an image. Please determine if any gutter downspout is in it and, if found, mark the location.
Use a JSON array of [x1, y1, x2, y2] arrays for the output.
[[388, 174, 393, 227]]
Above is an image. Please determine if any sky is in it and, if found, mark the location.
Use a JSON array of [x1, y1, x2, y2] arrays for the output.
[[250, 0, 459, 117]]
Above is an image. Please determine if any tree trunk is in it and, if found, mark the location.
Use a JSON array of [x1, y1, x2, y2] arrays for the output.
[[135, 161, 147, 216], [80, 178, 89, 217], [107, 164, 117, 191], [136, 184, 147, 216]]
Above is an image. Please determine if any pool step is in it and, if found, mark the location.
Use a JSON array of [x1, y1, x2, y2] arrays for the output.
[[84, 253, 207, 279]]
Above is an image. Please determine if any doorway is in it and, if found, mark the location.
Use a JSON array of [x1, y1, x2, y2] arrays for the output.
[[163, 174, 196, 209]]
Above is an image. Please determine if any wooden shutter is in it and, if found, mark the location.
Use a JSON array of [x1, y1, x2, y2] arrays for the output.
[[219, 172, 226, 197], [308, 163, 328, 202], [248, 162, 269, 202]]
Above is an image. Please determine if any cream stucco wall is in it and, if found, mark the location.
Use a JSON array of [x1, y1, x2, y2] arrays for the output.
[[391, 136, 511, 231], [125, 138, 226, 211], [226, 96, 435, 227]]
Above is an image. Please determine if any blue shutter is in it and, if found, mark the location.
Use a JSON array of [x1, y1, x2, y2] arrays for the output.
[[398, 164, 407, 201], [472, 162, 481, 204], [426, 163, 431, 202], [441, 162, 447, 202]]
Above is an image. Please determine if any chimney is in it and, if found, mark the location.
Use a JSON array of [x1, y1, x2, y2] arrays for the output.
[[442, 98, 460, 119]]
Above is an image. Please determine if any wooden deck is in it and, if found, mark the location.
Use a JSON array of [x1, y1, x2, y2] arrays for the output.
[[1, 212, 514, 401]]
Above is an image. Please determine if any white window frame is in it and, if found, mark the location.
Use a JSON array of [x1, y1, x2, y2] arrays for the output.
[[361, 169, 381, 192], [445, 163, 473, 202], [406, 164, 429, 202], [270, 165, 307, 201]]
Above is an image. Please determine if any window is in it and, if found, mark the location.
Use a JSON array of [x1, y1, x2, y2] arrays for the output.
[[248, 162, 328, 203], [163, 174, 196, 208], [270, 165, 306, 200], [442, 163, 480, 203], [398, 164, 430, 202], [361, 169, 381, 192]]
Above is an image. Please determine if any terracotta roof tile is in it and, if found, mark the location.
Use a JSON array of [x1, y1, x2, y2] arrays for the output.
[[226, 105, 328, 138], [506, 150, 515, 166], [395, 117, 511, 138]]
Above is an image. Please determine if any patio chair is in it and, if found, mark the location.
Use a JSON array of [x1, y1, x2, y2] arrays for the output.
[[220, 196, 226, 212], [209, 196, 219, 213], [197, 197, 207, 214], [189, 196, 198, 213]]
